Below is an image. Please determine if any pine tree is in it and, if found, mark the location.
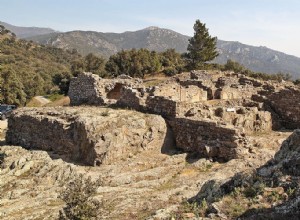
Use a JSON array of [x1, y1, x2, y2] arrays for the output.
[[185, 20, 219, 70]]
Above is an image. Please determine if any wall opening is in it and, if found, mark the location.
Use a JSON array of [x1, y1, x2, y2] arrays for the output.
[[107, 83, 123, 100]]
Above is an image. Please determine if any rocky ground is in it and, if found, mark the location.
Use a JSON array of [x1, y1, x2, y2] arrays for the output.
[[181, 129, 300, 220], [0, 108, 293, 220]]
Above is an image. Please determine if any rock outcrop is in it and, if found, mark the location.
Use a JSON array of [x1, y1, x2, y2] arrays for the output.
[[6, 107, 168, 166], [1, 130, 289, 220], [189, 130, 300, 219], [0, 146, 77, 219], [3, 69, 300, 219]]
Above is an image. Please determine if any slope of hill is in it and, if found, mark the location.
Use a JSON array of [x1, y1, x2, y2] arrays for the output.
[[216, 40, 300, 79], [0, 21, 57, 38], [25, 27, 300, 79], [0, 27, 81, 105]]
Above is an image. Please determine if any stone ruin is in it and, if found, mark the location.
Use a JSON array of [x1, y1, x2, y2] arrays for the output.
[[67, 71, 299, 162], [68, 73, 142, 106], [6, 107, 168, 166], [7, 70, 300, 165]]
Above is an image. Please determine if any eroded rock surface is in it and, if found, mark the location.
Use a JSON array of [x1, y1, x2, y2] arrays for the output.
[[0, 130, 289, 220], [6, 107, 168, 166], [189, 130, 300, 219]]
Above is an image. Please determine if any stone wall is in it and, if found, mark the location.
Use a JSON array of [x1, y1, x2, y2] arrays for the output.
[[145, 96, 177, 117], [151, 82, 207, 102], [151, 81, 181, 100], [267, 88, 300, 129], [68, 72, 142, 106], [219, 107, 272, 134], [219, 86, 258, 100], [181, 85, 208, 102], [68, 72, 105, 105], [6, 107, 168, 166], [170, 118, 249, 161], [117, 86, 147, 110], [175, 103, 272, 134]]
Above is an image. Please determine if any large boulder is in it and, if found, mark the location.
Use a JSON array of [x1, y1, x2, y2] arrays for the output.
[[6, 107, 168, 166]]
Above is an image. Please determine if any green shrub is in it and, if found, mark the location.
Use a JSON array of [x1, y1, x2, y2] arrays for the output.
[[163, 67, 178, 76], [59, 174, 102, 220], [0, 153, 7, 169]]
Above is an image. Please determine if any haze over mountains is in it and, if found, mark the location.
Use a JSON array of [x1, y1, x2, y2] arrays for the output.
[[2, 21, 300, 79], [0, 21, 57, 38]]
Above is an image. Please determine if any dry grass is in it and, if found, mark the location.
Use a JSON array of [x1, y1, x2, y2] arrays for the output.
[[45, 96, 70, 107], [26, 97, 46, 107], [26, 95, 70, 107], [143, 73, 169, 87]]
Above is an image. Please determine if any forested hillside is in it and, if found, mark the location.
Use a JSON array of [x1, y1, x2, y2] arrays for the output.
[[0, 25, 188, 106], [26, 26, 300, 79], [0, 25, 81, 105]]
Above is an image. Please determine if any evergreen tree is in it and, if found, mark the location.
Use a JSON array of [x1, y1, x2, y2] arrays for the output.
[[223, 59, 245, 72], [84, 53, 107, 77], [105, 49, 161, 78], [0, 67, 26, 105], [159, 49, 185, 76], [185, 20, 219, 70]]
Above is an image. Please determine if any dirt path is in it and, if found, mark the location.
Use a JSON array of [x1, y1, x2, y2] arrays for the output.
[[0, 120, 7, 130], [34, 96, 51, 105]]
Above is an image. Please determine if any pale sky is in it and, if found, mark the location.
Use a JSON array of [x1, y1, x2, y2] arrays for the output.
[[1, 0, 300, 57]]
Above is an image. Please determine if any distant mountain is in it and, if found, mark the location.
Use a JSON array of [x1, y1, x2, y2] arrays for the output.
[[26, 26, 190, 57], [9, 23, 300, 79], [215, 41, 300, 79], [0, 21, 57, 38]]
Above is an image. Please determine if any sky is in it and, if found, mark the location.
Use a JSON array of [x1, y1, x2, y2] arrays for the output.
[[1, 0, 300, 56]]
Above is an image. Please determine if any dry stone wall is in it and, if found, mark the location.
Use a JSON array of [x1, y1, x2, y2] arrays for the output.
[[12, 71, 299, 164], [145, 96, 177, 117], [68, 72, 105, 105], [170, 117, 249, 161], [117, 86, 147, 110], [267, 88, 300, 129], [68, 72, 142, 106], [6, 107, 168, 166]]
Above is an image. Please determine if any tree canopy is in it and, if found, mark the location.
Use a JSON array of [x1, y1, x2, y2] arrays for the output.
[[105, 49, 161, 78], [185, 19, 219, 70], [0, 26, 81, 105]]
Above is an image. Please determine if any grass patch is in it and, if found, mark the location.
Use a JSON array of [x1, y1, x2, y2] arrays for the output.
[[156, 180, 175, 191], [100, 110, 110, 117], [172, 200, 208, 219], [45, 96, 70, 107], [26, 98, 45, 107], [45, 93, 65, 102]]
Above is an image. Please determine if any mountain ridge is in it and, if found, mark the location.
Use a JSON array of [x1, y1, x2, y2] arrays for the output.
[[2, 21, 300, 79], [0, 21, 57, 38]]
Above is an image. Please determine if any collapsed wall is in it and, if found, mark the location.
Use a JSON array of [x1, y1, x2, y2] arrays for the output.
[[6, 107, 168, 166], [15, 71, 299, 164], [68, 73, 104, 105], [68, 72, 142, 106], [170, 118, 249, 161], [267, 88, 300, 129]]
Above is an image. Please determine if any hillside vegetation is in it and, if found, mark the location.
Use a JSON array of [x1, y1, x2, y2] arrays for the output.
[[24, 26, 300, 79], [0, 25, 187, 105], [0, 25, 81, 105], [0, 22, 298, 106]]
